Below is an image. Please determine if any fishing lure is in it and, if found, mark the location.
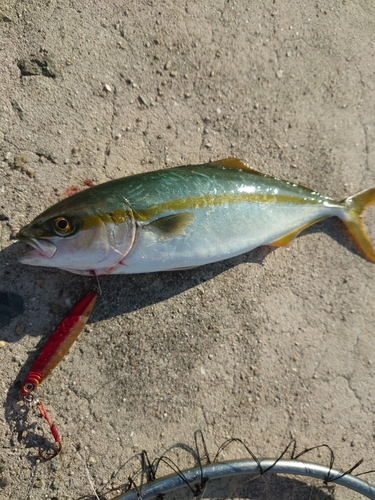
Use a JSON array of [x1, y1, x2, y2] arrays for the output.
[[20, 291, 98, 459], [16, 158, 375, 275]]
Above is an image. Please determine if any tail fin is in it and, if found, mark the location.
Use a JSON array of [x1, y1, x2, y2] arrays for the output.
[[341, 188, 375, 263]]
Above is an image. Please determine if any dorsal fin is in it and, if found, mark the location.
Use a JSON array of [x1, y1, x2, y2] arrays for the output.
[[209, 157, 262, 174]]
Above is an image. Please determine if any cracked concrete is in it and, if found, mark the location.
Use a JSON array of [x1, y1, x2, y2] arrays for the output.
[[1, 0, 375, 499]]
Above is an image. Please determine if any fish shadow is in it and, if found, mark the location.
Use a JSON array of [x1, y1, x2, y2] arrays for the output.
[[0, 237, 272, 341], [0, 216, 365, 337], [92, 245, 271, 321]]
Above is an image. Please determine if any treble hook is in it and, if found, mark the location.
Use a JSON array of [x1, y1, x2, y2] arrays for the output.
[[35, 399, 62, 460], [18, 291, 98, 460]]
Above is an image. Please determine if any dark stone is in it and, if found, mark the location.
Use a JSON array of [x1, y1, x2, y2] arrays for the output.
[[11, 100, 23, 119], [0, 292, 24, 327], [18, 57, 57, 78], [36, 148, 49, 157], [0, 11, 13, 22]]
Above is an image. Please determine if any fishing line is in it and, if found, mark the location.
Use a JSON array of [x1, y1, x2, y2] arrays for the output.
[[94, 274, 102, 295], [76, 448, 101, 500], [21, 456, 39, 500]]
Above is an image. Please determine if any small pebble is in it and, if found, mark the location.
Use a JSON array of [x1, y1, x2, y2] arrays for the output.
[[276, 69, 283, 78], [0, 340, 7, 348], [50, 461, 60, 472], [88, 455, 98, 465], [24, 168, 34, 178], [51, 479, 60, 490], [16, 324, 24, 335], [103, 84, 112, 92], [47, 152, 58, 163], [34, 479, 45, 488], [13, 155, 29, 168], [138, 95, 150, 107]]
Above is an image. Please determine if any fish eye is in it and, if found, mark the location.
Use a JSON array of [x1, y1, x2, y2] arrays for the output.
[[53, 217, 73, 235]]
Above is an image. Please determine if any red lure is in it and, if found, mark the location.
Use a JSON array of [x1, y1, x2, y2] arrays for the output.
[[20, 291, 98, 397], [20, 291, 98, 458]]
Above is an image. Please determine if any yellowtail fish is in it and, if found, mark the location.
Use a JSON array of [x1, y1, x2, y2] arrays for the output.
[[17, 158, 375, 275]]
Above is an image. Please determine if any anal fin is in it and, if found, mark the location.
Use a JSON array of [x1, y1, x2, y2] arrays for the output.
[[269, 217, 327, 247]]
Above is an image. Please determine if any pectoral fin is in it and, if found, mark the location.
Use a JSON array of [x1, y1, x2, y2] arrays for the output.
[[144, 212, 195, 239]]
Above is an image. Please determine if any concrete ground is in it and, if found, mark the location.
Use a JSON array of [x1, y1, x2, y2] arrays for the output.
[[1, 1, 375, 499]]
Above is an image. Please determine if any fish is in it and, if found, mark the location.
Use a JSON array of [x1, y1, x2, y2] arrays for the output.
[[16, 158, 375, 275]]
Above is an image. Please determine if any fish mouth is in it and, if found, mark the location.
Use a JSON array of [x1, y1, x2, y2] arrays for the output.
[[17, 234, 57, 259]]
